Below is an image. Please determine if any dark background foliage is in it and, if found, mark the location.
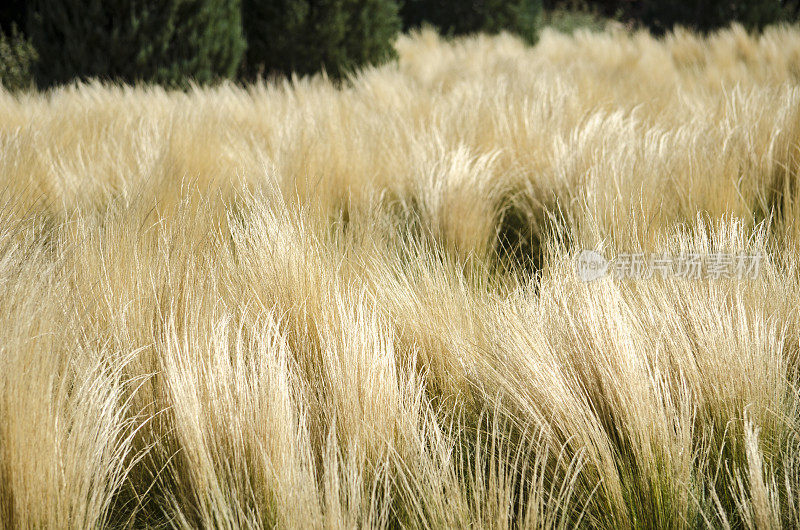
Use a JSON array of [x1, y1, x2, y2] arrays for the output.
[[1, 0, 799, 91], [401, 0, 542, 43], [545, 0, 799, 33], [636, 0, 787, 34], [0, 0, 27, 34], [241, 0, 401, 79]]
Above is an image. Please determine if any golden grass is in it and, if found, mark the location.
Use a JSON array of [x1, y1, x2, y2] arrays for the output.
[[1, 23, 800, 528]]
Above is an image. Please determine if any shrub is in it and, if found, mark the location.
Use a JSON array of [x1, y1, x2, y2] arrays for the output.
[[541, 4, 612, 34], [0, 25, 36, 92], [28, 0, 246, 88], [401, 0, 543, 44], [637, 0, 788, 34], [242, 0, 401, 79]]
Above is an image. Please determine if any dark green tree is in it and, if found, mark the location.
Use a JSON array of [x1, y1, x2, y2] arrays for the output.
[[401, 0, 542, 44], [241, 0, 401, 79], [28, 0, 245, 88]]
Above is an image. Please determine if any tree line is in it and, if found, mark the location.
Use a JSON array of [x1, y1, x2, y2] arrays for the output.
[[0, 0, 797, 90]]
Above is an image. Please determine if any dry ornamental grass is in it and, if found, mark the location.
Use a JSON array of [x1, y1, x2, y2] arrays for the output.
[[1, 24, 800, 529]]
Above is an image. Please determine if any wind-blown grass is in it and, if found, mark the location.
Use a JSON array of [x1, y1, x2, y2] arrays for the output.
[[1, 23, 800, 528]]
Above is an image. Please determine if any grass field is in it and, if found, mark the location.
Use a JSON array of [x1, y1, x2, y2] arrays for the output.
[[2, 24, 800, 528]]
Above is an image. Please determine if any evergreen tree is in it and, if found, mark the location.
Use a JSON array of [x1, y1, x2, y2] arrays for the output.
[[28, 0, 245, 88]]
